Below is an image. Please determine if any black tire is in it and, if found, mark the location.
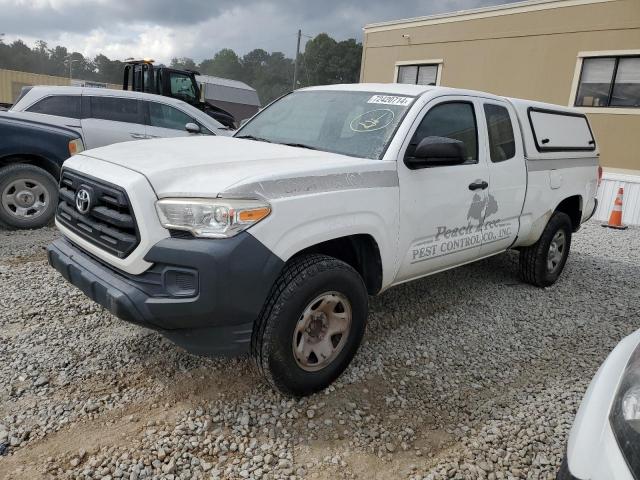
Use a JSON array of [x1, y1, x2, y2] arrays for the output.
[[556, 455, 571, 480], [519, 211, 573, 287], [0, 164, 58, 229], [251, 254, 368, 396]]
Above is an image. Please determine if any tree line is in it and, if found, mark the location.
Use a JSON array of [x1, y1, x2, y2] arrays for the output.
[[0, 34, 362, 104]]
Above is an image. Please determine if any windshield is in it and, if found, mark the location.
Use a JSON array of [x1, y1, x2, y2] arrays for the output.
[[235, 90, 415, 159]]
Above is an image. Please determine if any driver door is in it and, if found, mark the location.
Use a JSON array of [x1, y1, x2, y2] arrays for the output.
[[394, 97, 490, 283]]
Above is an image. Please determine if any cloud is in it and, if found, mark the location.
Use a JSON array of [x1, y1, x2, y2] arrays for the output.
[[0, 0, 521, 62]]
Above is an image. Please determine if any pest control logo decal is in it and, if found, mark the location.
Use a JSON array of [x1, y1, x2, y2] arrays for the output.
[[410, 193, 513, 264], [467, 193, 498, 225]]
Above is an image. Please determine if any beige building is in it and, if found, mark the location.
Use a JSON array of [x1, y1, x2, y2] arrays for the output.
[[0, 68, 119, 106], [361, 0, 640, 225]]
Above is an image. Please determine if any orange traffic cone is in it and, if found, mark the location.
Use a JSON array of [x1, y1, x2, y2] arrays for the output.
[[603, 187, 628, 230]]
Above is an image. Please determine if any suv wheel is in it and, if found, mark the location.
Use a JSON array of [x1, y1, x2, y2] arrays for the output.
[[251, 254, 368, 396], [0, 164, 58, 229], [519, 211, 573, 287]]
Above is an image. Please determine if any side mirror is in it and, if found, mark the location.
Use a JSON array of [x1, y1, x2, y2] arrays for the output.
[[405, 136, 466, 169], [185, 122, 201, 134]]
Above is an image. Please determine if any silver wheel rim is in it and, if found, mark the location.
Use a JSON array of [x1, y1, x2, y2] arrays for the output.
[[292, 291, 352, 372], [1, 178, 49, 220], [547, 230, 566, 273]]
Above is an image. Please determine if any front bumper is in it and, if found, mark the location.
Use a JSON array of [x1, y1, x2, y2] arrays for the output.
[[47, 233, 283, 356]]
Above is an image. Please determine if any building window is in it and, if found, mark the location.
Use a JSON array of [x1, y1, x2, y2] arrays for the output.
[[575, 56, 640, 108], [397, 64, 439, 86]]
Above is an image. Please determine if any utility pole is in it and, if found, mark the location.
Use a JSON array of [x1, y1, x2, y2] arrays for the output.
[[292, 29, 301, 91], [65, 55, 78, 82]]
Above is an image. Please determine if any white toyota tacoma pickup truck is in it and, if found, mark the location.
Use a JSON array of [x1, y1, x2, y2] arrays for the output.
[[47, 84, 600, 395]]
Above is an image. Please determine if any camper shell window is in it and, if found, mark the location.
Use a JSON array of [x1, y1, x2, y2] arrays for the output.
[[527, 108, 595, 153]]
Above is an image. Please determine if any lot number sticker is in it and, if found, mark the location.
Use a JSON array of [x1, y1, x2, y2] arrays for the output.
[[367, 95, 412, 106]]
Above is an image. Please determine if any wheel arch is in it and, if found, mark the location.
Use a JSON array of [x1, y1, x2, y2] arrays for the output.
[[292, 234, 383, 295], [0, 154, 62, 181], [554, 195, 583, 232]]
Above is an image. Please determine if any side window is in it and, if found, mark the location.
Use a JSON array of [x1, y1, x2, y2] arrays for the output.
[[407, 102, 478, 164], [148, 102, 193, 131], [26, 95, 81, 119], [89, 97, 143, 124], [169, 73, 197, 104], [483, 104, 516, 162]]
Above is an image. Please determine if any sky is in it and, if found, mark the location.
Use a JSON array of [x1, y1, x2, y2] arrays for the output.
[[0, 0, 521, 63]]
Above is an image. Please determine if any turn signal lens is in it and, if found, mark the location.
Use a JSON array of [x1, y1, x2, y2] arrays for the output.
[[238, 207, 271, 223], [68, 138, 84, 156]]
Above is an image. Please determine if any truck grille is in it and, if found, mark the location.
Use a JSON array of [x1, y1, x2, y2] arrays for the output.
[[56, 170, 139, 258]]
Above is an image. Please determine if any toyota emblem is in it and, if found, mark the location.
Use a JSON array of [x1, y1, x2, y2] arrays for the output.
[[75, 189, 91, 214]]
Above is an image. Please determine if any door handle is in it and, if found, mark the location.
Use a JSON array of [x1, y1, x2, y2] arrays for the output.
[[469, 180, 489, 191], [130, 133, 147, 139]]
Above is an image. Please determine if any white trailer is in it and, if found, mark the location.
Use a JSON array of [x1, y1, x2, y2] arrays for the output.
[[196, 75, 260, 122]]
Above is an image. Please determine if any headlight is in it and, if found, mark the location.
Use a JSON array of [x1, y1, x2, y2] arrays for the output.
[[610, 343, 640, 477], [68, 138, 84, 156], [155, 198, 271, 238]]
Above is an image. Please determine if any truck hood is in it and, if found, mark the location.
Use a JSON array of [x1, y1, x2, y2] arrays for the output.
[[77, 136, 397, 199]]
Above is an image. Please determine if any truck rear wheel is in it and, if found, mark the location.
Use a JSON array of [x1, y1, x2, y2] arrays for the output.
[[519, 211, 572, 287], [0, 164, 58, 229], [251, 254, 368, 396]]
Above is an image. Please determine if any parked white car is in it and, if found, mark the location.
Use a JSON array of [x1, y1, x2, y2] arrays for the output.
[[7, 86, 231, 149], [558, 329, 640, 480], [47, 83, 600, 395]]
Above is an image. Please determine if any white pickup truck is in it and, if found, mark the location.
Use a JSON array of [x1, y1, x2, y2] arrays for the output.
[[47, 84, 600, 395]]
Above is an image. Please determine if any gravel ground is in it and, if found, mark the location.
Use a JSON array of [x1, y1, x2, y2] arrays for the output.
[[0, 222, 638, 480]]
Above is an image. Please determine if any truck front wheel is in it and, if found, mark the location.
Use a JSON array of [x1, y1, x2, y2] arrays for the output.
[[251, 254, 368, 396], [519, 211, 573, 287], [0, 164, 58, 229]]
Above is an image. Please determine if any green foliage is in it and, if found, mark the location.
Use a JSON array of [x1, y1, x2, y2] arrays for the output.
[[170, 57, 198, 71], [0, 33, 362, 104]]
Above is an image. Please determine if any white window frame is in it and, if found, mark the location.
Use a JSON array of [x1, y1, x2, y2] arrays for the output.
[[569, 50, 640, 116], [395, 59, 443, 86]]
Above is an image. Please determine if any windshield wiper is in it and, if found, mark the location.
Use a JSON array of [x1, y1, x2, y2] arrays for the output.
[[235, 134, 273, 143], [280, 142, 318, 151]]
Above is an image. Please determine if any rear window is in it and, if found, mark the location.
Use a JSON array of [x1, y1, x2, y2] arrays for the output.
[[89, 96, 143, 124], [528, 108, 595, 152], [26, 95, 81, 119]]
